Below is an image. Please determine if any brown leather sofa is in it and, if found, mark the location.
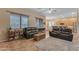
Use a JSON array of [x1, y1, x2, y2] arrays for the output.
[[49, 26, 73, 41], [23, 27, 38, 39], [23, 27, 45, 39]]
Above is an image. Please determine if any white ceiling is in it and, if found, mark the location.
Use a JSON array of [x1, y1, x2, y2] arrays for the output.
[[31, 8, 77, 19]]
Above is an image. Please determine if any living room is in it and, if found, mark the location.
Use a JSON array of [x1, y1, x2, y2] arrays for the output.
[[0, 8, 78, 51]]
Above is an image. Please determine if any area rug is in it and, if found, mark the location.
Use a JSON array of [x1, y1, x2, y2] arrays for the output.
[[35, 37, 76, 51]]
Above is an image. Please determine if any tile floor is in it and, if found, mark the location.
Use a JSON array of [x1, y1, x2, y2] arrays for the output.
[[0, 30, 78, 51], [0, 38, 39, 51]]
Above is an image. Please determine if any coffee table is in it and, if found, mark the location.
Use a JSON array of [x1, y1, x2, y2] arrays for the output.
[[34, 33, 45, 41]]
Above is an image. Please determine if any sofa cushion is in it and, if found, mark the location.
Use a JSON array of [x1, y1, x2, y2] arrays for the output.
[[63, 29, 72, 33], [53, 26, 59, 31]]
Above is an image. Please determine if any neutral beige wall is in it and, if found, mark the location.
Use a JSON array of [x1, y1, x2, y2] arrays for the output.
[[0, 8, 46, 42], [55, 17, 77, 26], [0, 9, 10, 42]]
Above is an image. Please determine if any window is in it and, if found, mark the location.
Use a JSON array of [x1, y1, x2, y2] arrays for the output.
[[21, 16, 29, 28], [36, 18, 43, 28], [10, 14, 20, 29], [10, 13, 29, 29]]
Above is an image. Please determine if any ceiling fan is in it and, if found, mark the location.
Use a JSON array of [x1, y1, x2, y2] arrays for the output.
[[38, 8, 56, 14], [48, 8, 56, 14]]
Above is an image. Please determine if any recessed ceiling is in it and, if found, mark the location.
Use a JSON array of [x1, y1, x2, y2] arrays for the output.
[[31, 8, 77, 19]]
